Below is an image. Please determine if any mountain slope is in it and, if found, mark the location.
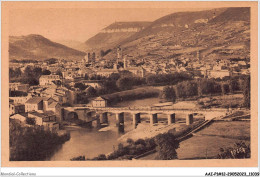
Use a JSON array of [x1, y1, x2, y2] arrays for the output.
[[84, 21, 151, 51], [9, 34, 86, 60], [103, 7, 250, 61], [56, 40, 87, 52]]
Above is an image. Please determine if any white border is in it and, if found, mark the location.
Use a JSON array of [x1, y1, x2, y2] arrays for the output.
[[0, 0, 259, 176]]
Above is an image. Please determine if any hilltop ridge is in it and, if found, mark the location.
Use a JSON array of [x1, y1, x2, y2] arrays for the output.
[[9, 34, 86, 60], [103, 7, 250, 62], [84, 21, 151, 51]]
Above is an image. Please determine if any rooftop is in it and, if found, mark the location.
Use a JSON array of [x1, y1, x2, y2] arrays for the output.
[[25, 97, 43, 104], [93, 96, 107, 101], [28, 111, 55, 118]]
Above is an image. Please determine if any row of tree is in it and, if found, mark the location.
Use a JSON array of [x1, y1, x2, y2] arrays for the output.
[[161, 76, 250, 108], [80, 72, 193, 97], [9, 66, 63, 86]]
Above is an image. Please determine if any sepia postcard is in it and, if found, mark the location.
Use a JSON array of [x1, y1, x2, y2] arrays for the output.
[[1, 1, 258, 167]]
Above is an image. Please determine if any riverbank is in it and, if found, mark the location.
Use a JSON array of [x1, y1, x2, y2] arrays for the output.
[[117, 122, 180, 144]]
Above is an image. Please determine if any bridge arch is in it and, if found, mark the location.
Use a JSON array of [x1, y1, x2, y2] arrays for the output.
[[67, 111, 79, 121]]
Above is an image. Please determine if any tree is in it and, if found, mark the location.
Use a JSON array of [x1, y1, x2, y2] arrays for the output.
[[56, 69, 63, 77], [155, 133, 179, 160], [14, 68, 22, 77], [116, 77, 133, 90], [197, 79, 203, 97], [24, 66, 33, 77], [26, 118, 35, 125], [126, 138, 134, 145], [109, 73, 120, 81], [176, 81, 198, 98], [229, 78, 240, 93], [161, 86, 176, 102], [42, 69, 51, 75], [100, 49, 112, 57], [97, 80, 118, 94], [74, 83, 86, 91], [243, 76, 250, 108], [221, 83, 230, 95], [9, 120, 69, 161], [9, 68, 15, 79], [85, 86, 97, 97], [46, 58, 58, 65], [84, 74, 89, 80], [100, 50, 105, 57], [32, 67, 42, 78], [96, 154, 107, 160]]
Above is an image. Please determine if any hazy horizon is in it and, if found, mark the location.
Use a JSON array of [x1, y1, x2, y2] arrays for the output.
[[9, 8, 212, 43]]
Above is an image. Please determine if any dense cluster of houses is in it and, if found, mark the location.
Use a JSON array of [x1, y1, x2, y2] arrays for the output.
[[9, 45, 250, 131], [9, 81, 66, 132]]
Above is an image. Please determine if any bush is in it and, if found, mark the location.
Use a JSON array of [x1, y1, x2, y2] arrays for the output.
[[96, 154, 107, 160], [134, 139, 146, 146], [176, 81, 198, 98], [155, 133, 180, 160], [10, 120, 70, 161], [71, 156, 85, 161], [217, 142, 250, 159], [161, 86, 176, 102], [126, 138, 134, 145]]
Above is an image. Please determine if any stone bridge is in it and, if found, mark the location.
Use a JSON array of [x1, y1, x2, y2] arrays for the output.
[[62, 106, 229, 129]]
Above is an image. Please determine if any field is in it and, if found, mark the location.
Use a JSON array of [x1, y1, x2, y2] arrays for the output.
[[140, 121, 250, 160], [177, 121, 250, 159], [198, 93, 244, 108]]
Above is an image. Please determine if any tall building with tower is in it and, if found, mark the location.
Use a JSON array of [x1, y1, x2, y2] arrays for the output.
[[83, 52, 96, 64], [123, 55, 127, 69], [197, 50, 200, 61], [117, 46, 122, 64]]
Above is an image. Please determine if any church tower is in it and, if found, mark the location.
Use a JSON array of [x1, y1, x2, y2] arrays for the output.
[[123, 55, 127, 69], [117, 46, 122, 64]]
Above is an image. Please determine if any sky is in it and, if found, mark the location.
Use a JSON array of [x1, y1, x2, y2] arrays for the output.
[[9, 8, 210, 43]]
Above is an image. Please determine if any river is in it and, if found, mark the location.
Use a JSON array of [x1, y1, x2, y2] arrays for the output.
[[50, 97, 161, 161]]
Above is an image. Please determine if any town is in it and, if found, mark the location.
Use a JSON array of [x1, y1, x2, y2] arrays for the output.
[[8, 6, 251, 161], [9, 46, 250, 128]]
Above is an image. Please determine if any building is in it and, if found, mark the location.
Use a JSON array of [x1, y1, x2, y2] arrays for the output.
[[9, 82, 29, 92], [9, 95, 31, 104], [9, 103, 25, 115], [25, 97, 44, 112], [82, 80, 102, 89], [28, 111, 56, 125], [39, 75, 61, 86], [9, 83, 20, 91], [92, 97, 107, 108], [96, 69, 119, 77], [10, 114, 27, 124], [127, 67, 146, 77], [208, 70, 230, 79], [28, 111, 59, 132]]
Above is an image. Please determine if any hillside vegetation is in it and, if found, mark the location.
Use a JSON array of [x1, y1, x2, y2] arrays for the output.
[[103, 7, 250, 61]]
